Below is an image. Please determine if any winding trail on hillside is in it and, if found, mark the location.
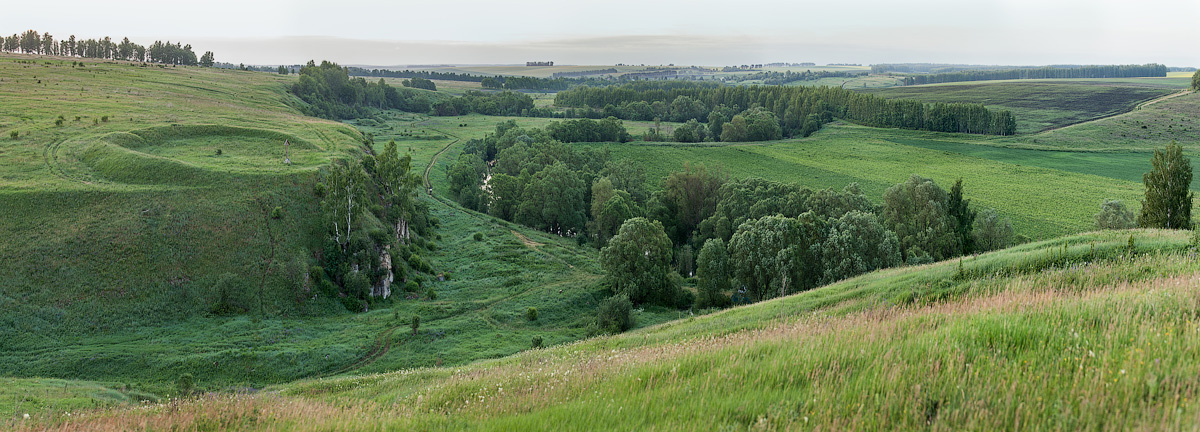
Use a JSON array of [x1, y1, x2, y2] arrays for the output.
[[322, 326, 400, 377], [1037, 89, 1192, 135]]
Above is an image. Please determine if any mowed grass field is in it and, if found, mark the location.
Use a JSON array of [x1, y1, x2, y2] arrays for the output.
[[863, 81, 1176, 133], [19, 229, 1200, 430]]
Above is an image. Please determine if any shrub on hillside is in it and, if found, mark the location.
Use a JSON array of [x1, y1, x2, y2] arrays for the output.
[[176, 373, 195, 396], [526, 307, 538, 321], [531, 336, 543, 349], [597, 294, 633, 334], [1095, 199, 1136, 230]]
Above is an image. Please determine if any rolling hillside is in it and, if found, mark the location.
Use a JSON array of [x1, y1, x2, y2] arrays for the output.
[[13, 229, 1200, 430]]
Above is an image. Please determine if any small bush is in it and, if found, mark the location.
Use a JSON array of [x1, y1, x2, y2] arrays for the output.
[[55, 118, 64, 127], [215, 149, 223, 156], [313, 182, 326, 198], [426, 287, 437, 300], [270, 206, 282, 219], [526, 307, 538, 321], [74, 116, 81, 121], [531, 336, 543, 349], [411, 315, 420, 335], [1095, 199, 1136, 230], [473, 232, 484, 241], [9, 131, 17, 140], [597, 294, 634, 334], [404, 281, 419, 293], [176, 373, 195, 396], [101, 115, 109, 122]]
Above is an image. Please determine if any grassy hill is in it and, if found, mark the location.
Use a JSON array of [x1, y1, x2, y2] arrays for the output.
[[0, 55, 687, 398], [5, 53, 1200, 430], [1029, 90, 1200, 152], [14, 229, 1200, 430], [862, 81, 1176, 133]]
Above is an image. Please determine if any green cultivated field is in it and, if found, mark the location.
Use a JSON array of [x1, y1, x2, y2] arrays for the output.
[[22, 230, 1200, 430], [863, 81, 1176, 133]]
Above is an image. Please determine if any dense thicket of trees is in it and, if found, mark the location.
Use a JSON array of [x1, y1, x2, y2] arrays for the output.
[[447, 121, 616, 235], [1192, 70, 1200, 91], [899, 64, 1168, 86], [1, 29, 207, 65], [449, 122, 1018, 311], [402, 77, 436, 91], [316, 139, 435, 311], [554, 82, 1016, 136], [290, 61, 434, 119], [431, 90, 534, 116]]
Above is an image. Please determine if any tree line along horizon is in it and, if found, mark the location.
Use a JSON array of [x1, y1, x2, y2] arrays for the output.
[[1, 29, 215, 66], [290, 60, 1018, 139]]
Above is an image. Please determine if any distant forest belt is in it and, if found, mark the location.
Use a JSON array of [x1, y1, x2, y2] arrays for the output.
[[554, 83, 1017, 136]]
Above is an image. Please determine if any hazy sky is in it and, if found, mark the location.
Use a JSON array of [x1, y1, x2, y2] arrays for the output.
[[3, 0, 1197, 67]]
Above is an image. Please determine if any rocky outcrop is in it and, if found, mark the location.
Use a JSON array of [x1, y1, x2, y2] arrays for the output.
[[372, 248, 393, 298]]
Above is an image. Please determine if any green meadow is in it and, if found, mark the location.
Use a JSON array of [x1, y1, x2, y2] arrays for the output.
[[4, 51, 1200, 430]]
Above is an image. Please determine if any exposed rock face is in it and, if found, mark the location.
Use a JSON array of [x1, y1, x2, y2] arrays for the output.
[[372, 248, 392, 298]]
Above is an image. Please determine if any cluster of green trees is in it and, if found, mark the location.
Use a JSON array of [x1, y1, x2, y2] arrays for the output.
[[553, 82, 1016, 137], [431, 91, 534, 116], [1192, 70, 1200, 91], [596, 173, 1015, 313], [481, 76, 572, 91], [314, 139, 437, 311], [1, 29, 211, 66], [402, 77, 436, 91], [446, 121, 626, 235], [291, 61, 539, 119], [290, 61, 434, 119], [725, 69, 867, 85], [1095, 141, 1194, 232], [900, 64, 1168, 86], [449, 123, 1017, 320]]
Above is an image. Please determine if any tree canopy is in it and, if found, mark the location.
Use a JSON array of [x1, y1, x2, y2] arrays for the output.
[[1139, 141, 1193, 229]]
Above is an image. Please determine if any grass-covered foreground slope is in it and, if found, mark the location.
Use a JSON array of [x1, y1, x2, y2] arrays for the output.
[[863, 80, 1176, 133], [15, 229, 1200, 430]]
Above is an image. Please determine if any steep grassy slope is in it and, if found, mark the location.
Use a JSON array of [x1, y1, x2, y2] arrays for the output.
[[863, 81, 1175, 133], [16, 229, 1200, 430], [0, 56, 680, 398]]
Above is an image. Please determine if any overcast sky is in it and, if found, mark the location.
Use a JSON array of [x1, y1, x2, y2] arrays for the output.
[[3, 0, 1197, 67]]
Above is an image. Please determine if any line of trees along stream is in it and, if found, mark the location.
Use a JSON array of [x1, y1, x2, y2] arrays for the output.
[[449, 120, 1017, 313]]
